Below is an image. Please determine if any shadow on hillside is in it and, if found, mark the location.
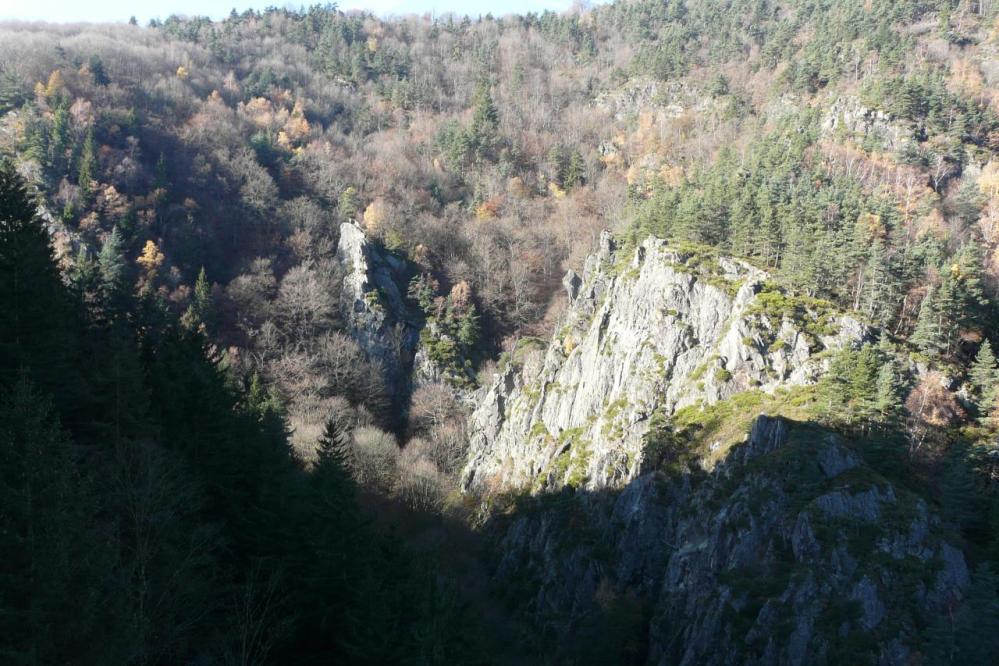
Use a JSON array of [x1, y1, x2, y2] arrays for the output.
[[468, 415, 934, 665]]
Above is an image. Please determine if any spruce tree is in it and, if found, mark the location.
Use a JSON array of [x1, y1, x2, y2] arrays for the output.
[[565, 150, 585, 189], [48, 102, 71, 177], [912, 286, 945, 358], [313, 413, 355, 511], [0, 65, 24, 114], [970, 340, 999, 411], [941, 444, 978, 534], [182, 267, 214, 332], [953, 564, 999, 663], [469, 81, 499, 160], [77, 128, 97, 203], [874, 359, 904, 425], [0, 376, 114, 664], [98, 226, 126, 292], [0, 161, 81, 412], [457, 304, 480, 349]]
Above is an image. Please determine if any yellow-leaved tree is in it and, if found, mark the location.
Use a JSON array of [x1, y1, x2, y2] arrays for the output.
[[137, 240, 165, 277]]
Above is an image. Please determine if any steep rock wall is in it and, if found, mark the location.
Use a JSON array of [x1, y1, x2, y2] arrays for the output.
[[463, 232, 868, 493]]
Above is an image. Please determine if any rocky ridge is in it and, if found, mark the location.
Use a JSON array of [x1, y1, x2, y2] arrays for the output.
[[462, 232, 869, 494]]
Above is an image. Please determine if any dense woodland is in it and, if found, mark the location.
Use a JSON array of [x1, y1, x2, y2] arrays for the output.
[[4, 0, 999, 663]]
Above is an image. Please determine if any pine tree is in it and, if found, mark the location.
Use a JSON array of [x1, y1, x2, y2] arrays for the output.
[[338, 186, 359, 220]]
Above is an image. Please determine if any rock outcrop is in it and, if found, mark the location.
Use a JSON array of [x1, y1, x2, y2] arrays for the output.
[[462, 232, 869, 493], [489, 416, 970, 665], [334, 222, 476, 402], [821, 96, 911, 152], [335, 222, 419, 399]]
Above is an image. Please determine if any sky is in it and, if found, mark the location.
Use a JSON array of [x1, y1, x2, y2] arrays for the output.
[[0, 0, 579, 24]]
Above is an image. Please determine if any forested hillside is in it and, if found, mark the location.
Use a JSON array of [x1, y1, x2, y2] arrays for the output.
[[3, 0, 999, 663]]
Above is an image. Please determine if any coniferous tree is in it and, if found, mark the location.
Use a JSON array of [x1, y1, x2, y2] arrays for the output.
[[77, 128, 97, 202], [874, 358, 905, 425], [970, 340, 999, 411], [954, 564, 999, 662], [0, 65, 24, 114], [182, 267, 214, 331], [48, 102, 71, 178], [565, 150, 586, 189], [469, 81, 500, 161], [0, 162, 81, 412], [941, 444, 979, 534], [98, 227, 126, 289], [0, 376, 116, 665], [860, 239, 900, 328], [912, 286, 945, 357]]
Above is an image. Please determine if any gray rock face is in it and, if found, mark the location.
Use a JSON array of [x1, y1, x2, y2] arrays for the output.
[[462, 233, 869, 493], [821, 96, 911, 152], [335, 222, 419, 398], [460, 232, 970, 663], [488, 417, 970, 665]]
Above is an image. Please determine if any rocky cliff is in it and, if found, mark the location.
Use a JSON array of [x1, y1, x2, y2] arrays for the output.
[[459, 233, 971, 664], [335, 222, 420, 400], [489, 415, 969, 665], [462, 232, 868, 493], [334, 222, 475, 401]]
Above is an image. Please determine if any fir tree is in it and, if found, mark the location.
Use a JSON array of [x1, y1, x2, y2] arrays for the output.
[[313, 413, 355, 508], [469, 81, 499, 160], [98, 226, 126, 292]]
